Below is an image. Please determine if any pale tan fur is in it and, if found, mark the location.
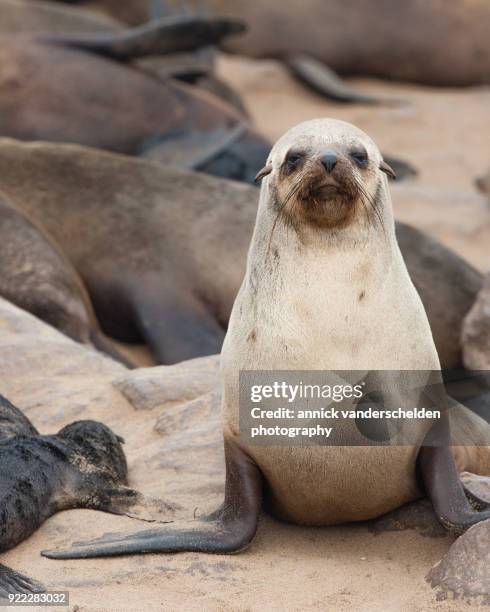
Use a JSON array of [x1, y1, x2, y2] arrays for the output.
[[221, 119, 461, 526]]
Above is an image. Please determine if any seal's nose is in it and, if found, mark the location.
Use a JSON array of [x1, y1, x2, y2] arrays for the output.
[[321, 150, 338, 173]]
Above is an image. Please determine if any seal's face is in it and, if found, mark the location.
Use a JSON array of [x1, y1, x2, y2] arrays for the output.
[[256, 119, 395, 231], [58, 420, 128, 483]]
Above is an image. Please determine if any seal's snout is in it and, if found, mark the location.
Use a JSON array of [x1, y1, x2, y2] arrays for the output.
[[320, 150, 338, 174]]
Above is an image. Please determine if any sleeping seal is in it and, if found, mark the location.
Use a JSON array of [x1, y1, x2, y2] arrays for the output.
[[42, 119, 490, 560], [0, 394, 143, 593], [0, 196, 132, 365], [0, 140, 480, 367]]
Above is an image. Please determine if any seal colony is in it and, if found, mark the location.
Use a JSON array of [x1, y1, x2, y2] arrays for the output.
[[0, 139, 481, 367], [0, 393, 146, 594], [176, 0, 490, 87], [42, 120, 490, 560], [0, 14, 271, 184]]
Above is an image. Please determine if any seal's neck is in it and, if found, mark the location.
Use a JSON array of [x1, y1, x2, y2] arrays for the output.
[[246, 180, 399, 287]]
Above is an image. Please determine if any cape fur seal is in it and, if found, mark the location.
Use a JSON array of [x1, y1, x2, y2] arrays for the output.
[[0, 393, 143, 594], [0, 22, 269, 184], [42, 119, 490, 560], [0, 196, 132, 365], [172, 0, 490, 87], [0, 139, 480, 367], [44, 0, 153, 26], [0, 0, 120, 34]]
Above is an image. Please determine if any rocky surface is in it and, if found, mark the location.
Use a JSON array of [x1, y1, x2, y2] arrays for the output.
[[427, 520, 490, 606], [0, 296, 468, 611]]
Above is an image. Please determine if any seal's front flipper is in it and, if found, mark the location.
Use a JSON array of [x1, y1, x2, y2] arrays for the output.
[[419, 418, 490, 533], [42, 441, 263, 559], [87, 486, 174, 524], [89, 329, 136, 369], [130, 280, 225, 364], [139, 124, 247, 170], [38, 15, 246, 62], [0, 564, 45, 598], [286, 55, 406, 106]]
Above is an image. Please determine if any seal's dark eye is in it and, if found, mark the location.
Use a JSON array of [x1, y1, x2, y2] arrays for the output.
[[285, 152, 304, 170], [350, 149, 369, 167]]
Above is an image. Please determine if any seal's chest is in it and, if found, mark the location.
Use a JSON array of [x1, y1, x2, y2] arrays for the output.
[[255, 275, 386, 369]]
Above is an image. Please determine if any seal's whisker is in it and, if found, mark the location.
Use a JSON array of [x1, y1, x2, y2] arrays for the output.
[[267, 168, 308, 254], [355, 177, 385, 234]]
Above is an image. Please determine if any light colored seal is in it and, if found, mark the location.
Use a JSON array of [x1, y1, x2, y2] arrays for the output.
[[42, 119, 490, 560]]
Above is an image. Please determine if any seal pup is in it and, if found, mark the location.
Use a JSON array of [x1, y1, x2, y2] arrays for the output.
[[42, 119, 490, 560], [0, 393, 146, 593], [0, 139, 480, 366], [0, 197, 133, 366]]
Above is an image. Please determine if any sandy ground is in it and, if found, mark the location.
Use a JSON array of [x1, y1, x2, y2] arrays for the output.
[[0, 298, 470, 611]]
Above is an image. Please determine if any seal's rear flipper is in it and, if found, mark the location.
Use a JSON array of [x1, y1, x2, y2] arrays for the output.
[[42, 441, 263, 559], [38, 15, 246, 62], [419, 416, 490, 533], [0, 565, 45, 598], [286, 54, 406, 106]]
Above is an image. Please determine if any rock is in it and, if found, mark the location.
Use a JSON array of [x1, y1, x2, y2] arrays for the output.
[[427, 519, 490, 604], [114, 355, 221, 411], [461, 471, 490, 505], [154, 391, 221, 437]]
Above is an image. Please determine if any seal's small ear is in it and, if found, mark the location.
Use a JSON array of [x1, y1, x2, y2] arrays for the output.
[[379, 160, 396, 180], [255, 164, 273, 183]]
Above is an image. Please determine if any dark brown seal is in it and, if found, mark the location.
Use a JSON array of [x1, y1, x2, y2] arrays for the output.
[[0, 139, 480, 367], [44, 0, 153, 26], [0, 196, 132, 365], [0, 23, 269, 183], [182, 0, 490, 87], [0, 0, 120, 34], [0, 393, 141, 595]]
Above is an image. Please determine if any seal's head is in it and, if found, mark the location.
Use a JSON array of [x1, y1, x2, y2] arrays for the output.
[[256, 118, 395, 231], [58, 420, 128, 484]]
